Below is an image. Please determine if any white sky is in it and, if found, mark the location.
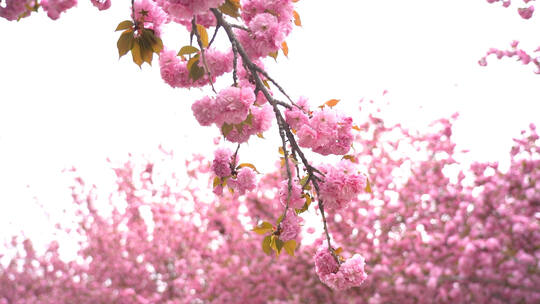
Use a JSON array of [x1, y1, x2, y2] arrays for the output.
[[1, 0, 539, 246]]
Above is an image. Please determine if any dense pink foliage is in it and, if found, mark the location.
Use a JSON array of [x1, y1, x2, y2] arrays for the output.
[[2, 0, 540, 301], [1, 106, 538, 303], [318, 160, 367, 210], [297, 107, 354, 156], [482, 0, 540, 72]]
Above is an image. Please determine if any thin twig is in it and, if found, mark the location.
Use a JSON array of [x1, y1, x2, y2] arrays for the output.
[[232, 43, 239, 86], [211, 8, 336, 261], [252, 65, 296, 106], [191, 18, 217, 94], [208, 24, 221, 47]]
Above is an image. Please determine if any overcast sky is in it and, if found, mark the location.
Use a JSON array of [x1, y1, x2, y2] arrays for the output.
[[1, 0, 539, 248]]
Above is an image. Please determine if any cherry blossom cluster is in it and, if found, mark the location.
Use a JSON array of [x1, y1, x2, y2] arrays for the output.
[[210, 147, 257, 195], [483, 0, 540, 73], [156, 0, 223, 25], [192, 87, 273, 142], [285, 99, 355, 156], [0, 107, 538, 302], [478, 40, 540, 73], [318, 160, 367, 210], [133, 0, 168, 36], [314, 245, 368, 291], [159, 48, 234, 88], [279, 210, 302, 242], [237, 0, 293, 59]]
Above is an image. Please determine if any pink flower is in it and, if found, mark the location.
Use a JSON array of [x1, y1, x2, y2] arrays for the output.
[[251, 103, 273, 133], [297, 108, 354, 155], [241, 0, 294, 25], [211, 148, 233, 178], [157, 0, 224, 22], [222, 103, 273, 143], [231, 167, 257, 195], [192, 96, 219, 126], [279, 210, 302, 241], [297, 125, 318, 147], [41, 0, 77, 20], [518, 6, 534, 19], [0, 0, 36, 21], [90, 0, 110, 10], [278, 180, 304, 209], [133, 0, 167, 36], [216, 87, 255, 125], [315, 246, 368, 290], [314, 246, 339, 276], [318, 160, 367, 210], [205, 48, 234, 77], [160, 48, 232, 89], [285, 107, 309, 130]]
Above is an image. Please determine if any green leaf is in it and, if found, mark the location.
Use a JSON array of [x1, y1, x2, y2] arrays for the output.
[[141, 29, 163, 53], [299, 175, 310, 189], [151, 36, 164, 53], [131, 40, 143, 67], [117, 30, 134, 58], [196, 24, 209, 48], [219, 0, 240, 18], [281, 41, 289, 57], [323, 99, 340, 108], [262, 235, 272, 255], [365, 178, 372, 193], [252, 221, 273, 235], [342, 155, 358, 163], [186, 54, 200, 71], [213, 176, 221, 188], [293, 10, 302, 26], [268, 51, 278, 60], [221, 123, 233, 137], [234, 123, 243, 133], [236, 163, 259, 173], [177, 45, 199, 57], [295, 195, 312, 214], [188, 57, 205, 81], [138, 36, 154, 65], [245, 113, 253, 126], [274, 238, 284, 256], [283, 239, 296, 256], [276, 214, 284, 226], [190, 64, 205, 81], [115, 20, 133, 31]]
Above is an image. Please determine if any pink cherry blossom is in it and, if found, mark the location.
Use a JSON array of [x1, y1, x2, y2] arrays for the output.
[[318, 160, 367, 210], [40, 0, 77, 19], [211, 147, 233, 178], [279, 210, 302, 241]]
